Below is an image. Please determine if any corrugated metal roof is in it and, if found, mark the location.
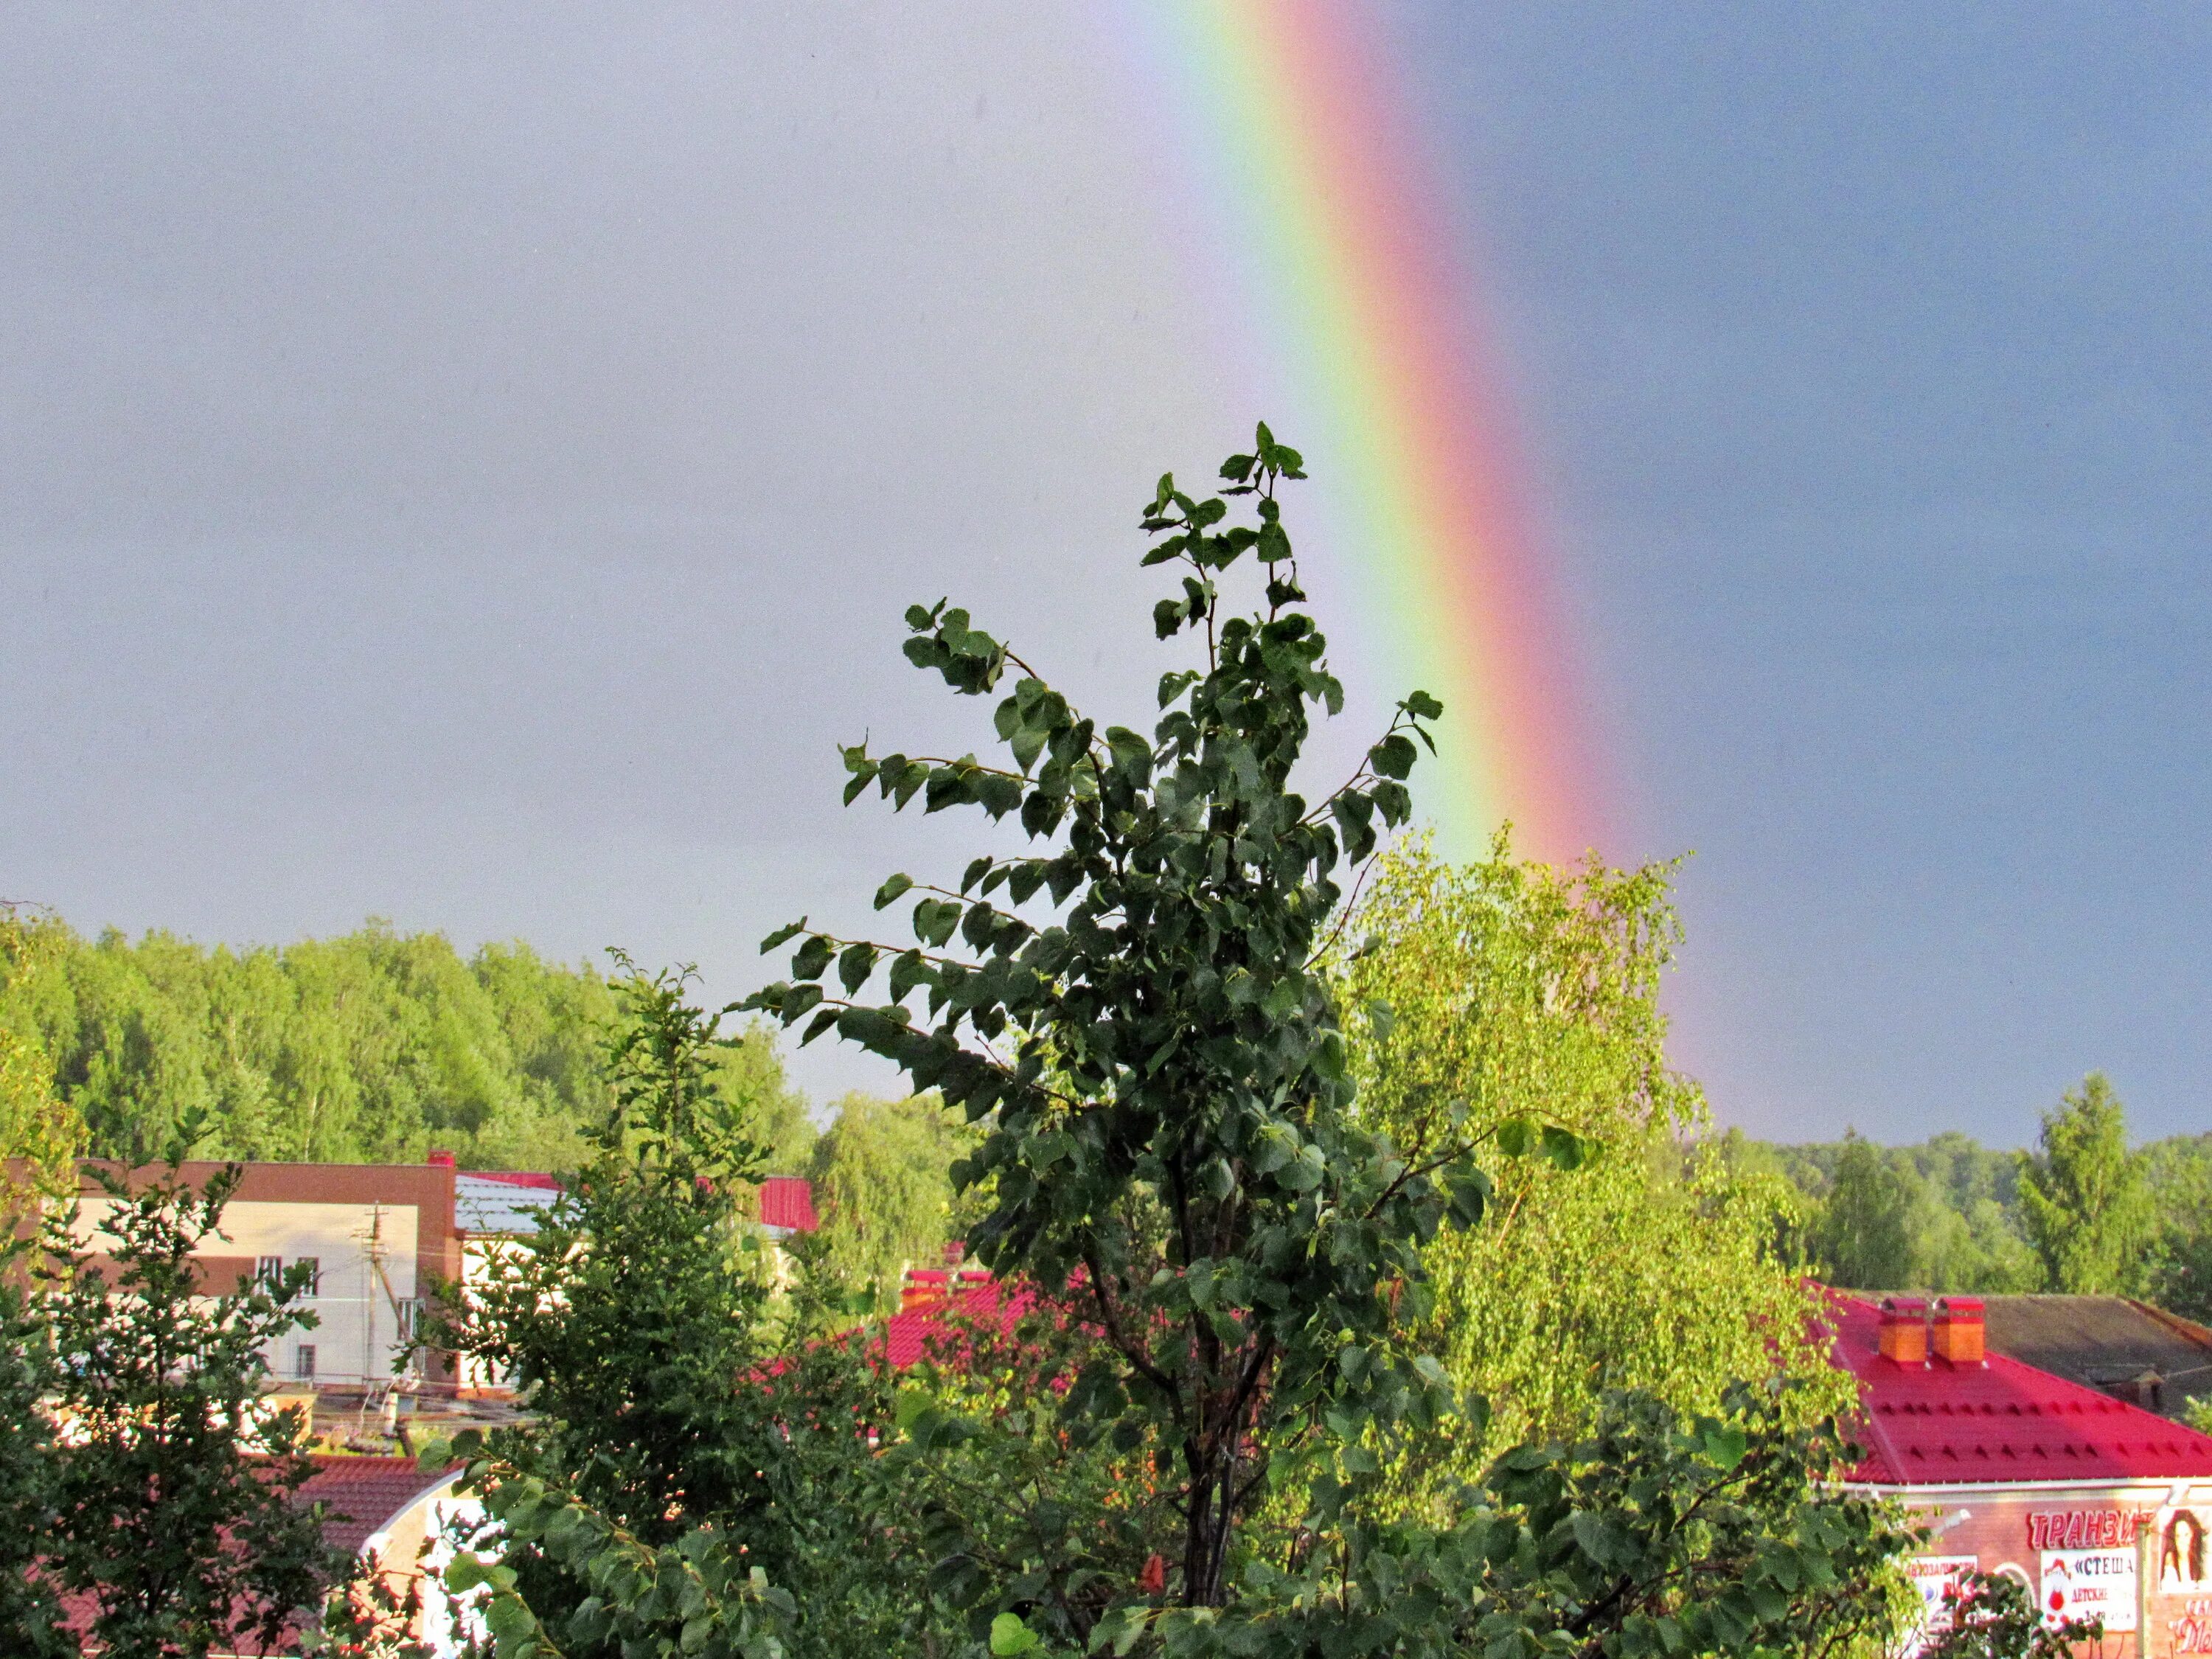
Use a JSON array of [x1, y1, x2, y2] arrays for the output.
[[757, 1176, 818, 1234], [879, 1277, 1026, 1368], [299, 1454, 456, 1553], [455, 1174, 561, 1236], [1833, 1295, 2212, 1486]]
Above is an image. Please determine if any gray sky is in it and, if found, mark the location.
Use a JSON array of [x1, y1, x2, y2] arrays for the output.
[[4, 4, 2209, 1146]]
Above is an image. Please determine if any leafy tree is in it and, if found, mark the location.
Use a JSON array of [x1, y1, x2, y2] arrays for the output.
[[2017, 1072, 2149, 1293], [0, 904, 83, 1208], [1805, 1130, 1920, 1290], [806, 1091, 978, 1308], [0, 1241, 68, 1656], [1129, 1381, 1916, 1659], [2140, 1133, 2212, 1322], [1333, 837, 1846, 1469], [0, 917, 811, 1174], [41, 1153, 347, 1658], [745, 425, 1517, 1610], [445, 431, 1916, 1659], [429, 966, 895, 1655], [1917, 1569, 2100, 1658]]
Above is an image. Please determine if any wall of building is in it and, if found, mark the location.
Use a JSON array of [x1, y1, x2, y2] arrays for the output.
[[72, 1160, 462, 1388], [1894, 1482, 2212, 1657], [75, 1194, 422, 1387]]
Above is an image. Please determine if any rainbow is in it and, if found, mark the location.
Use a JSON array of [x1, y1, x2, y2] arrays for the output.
[[1121, 3, 1608, 866]]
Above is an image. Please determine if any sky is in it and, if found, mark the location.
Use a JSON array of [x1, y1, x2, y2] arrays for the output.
[[2, 4, 2208, 1146]]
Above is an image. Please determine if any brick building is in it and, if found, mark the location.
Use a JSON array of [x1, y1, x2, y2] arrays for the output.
[[1839, 1294, 2212, 1655]]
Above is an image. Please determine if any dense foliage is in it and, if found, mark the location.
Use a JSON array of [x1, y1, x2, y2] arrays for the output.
[[1333, 840, 1850, 1473], [1746, 1075, 2212, 1321], [713, 429, 1913, 1655], [0, 1154, 349, 1658], [748, 425, 1530, 1610], [804, 1089, 982, 1309], [0, 915, 810, 1173]]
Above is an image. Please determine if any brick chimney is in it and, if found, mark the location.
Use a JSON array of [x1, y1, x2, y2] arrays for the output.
[[1933, 1296, 1986, 1366], [1879, 1296, 1929, 1365], [426, 1150, 456, 1169]]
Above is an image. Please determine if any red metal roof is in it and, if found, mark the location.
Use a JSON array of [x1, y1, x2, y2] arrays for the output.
[[462, 1169, 562, 1190], [758, 1176, 818, 1233], [1832, 1295, 2212, 1486], [878, 1277, 1027, 1368], [297, 1453, 456, 1552]]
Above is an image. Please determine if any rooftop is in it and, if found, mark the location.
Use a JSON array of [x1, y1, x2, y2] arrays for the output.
[[1833, 1294, 2212, 1486], [453, 1172, 561, 1236], [757, 1175, 818, 1234], [1979, 1295, 2212, 1421]]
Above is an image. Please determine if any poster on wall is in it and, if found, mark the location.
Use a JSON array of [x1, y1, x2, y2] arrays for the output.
[[2042, 1548, 2137, 1632], [2162, 1507, 2212, 1594], [1902, 1556, 1980, 1654]]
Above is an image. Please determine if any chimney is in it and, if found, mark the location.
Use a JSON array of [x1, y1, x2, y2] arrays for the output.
[[1933, 1296, 1986, 1366], [426, 1150, 456, 1169], [1879, 1296, 1929, 1366]]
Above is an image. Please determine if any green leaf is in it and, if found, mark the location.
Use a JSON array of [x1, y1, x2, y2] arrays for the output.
[[758, 919, 806, 953], [1495, 1116, 1534, 1158], [1540, 1124, 1587, 1171], [837, 942, 879, 995], [989, 1611, 1042, 1655], [791, 935, 833, 981], [874, 873, 914, 910]]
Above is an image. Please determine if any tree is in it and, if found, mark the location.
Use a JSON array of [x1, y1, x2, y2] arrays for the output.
[[1918, 1569, 2101, 1658], [1177, 1380, 1918, 1659], [2146, 1135, 2212, 1322], [1332, 837, 1848, 1469], [1804, 1131, 1921, 1290], [0, 905, 83, 1209], [0, 917, 812, 1173], [432, 974, 914, 1656], [428, 965, 898, 1655], [0, 1240, 69, 1656], [745, 425, 1521, 1613], [41, 1155, 346, 1658], [2017, 1072, 2149, 1293], [806, 1091, 977, 1309], [448, 431, 1915, 1659]]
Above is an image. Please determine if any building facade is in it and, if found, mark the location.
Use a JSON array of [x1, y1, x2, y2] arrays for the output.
[[1838, 1294, 2212, 1655], [73, 1158, 461, 1392]]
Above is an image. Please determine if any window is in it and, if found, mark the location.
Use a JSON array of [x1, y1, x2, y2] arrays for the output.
[[294, 1257, 321, 1296], [255, 1255, 282, 1286], [294, 1343, 316, 1380], [395, 1299, 420, 1341]]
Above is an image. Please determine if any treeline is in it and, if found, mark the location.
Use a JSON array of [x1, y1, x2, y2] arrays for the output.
[[0, 911, 978, 1306], [0, 914, 816, 1170], [1736, 1075, 2212, 1320], [12, 913, 2209, 1329]]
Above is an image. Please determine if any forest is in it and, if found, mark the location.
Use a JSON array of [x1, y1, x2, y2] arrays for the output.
[[4, 907, 2208, 1326]]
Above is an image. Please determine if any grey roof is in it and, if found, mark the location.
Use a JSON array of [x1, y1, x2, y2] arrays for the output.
[[455, 1175, 562, 1237], [1980, 1295, 2212, 1422]]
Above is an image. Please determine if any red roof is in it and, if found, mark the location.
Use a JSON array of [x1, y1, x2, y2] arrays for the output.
[[297, 1454, 456, 1553], [1832, 1295, 2212, 1486], [758, 1176, 818, 1232], [879, 1278, 1028, 1368], [55, 1456, 454, 1646], [462, 1169, 562, 1190]]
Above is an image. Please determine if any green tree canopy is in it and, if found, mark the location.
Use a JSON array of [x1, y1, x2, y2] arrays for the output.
[[2017, 1071, 2150, 1293], [0, 919, 806, 1175], [805, 1091, 977, 1309], [1333, 837, 1848, 1471], [1806, 1130, 1921, 1292]]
